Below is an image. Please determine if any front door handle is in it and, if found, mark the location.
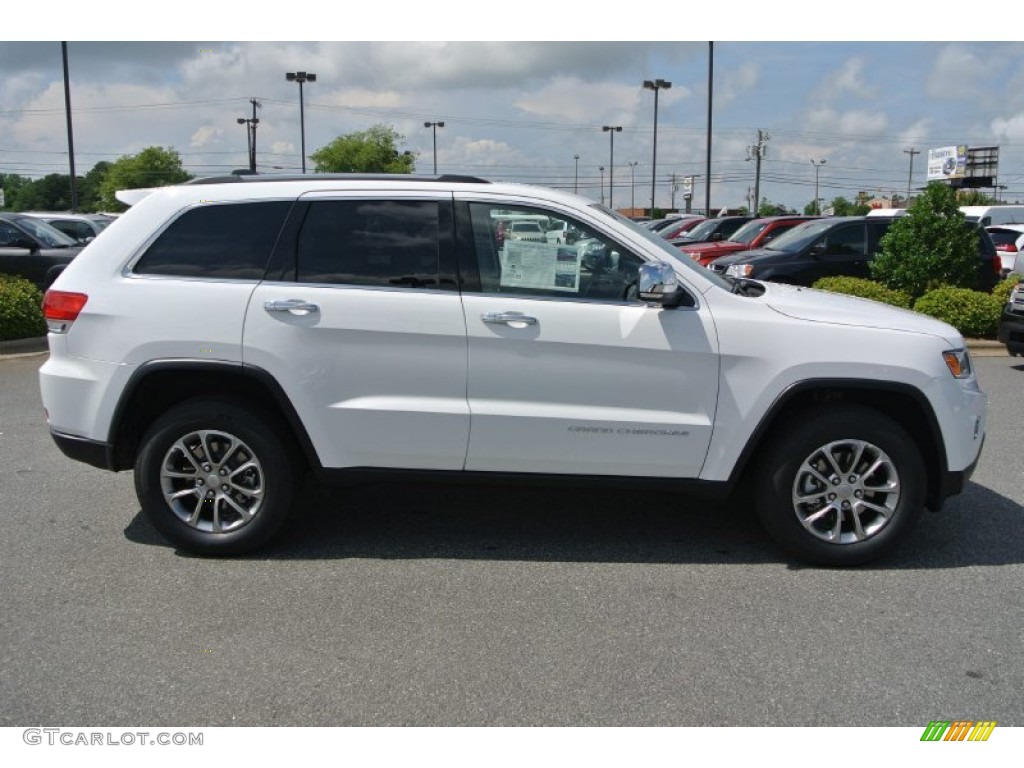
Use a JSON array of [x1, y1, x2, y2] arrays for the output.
[[481, 310, 538, 326], [264, 299, 320, 316]]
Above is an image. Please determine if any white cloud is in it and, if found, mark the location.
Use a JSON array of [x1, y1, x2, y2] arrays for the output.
[[803, 107, 888, 138], [190, 125, 223, 148], [719, 63, 759, 106], [814, 57, 874, 103], [512, 77, 647, 123], [927, 44, 989, 100], [991, 113, 1024, 142]]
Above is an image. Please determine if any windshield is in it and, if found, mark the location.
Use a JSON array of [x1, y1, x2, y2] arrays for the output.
[[678, 219, 719, 241], [729, 220, 771, 245], [11, 216, 78, 247], [590, 204, 734, 291], [763, 219, 844, 252]]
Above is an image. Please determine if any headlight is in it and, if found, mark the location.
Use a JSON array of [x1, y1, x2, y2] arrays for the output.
[[942, 348, 972, 378], [726, 264, 754, 278]]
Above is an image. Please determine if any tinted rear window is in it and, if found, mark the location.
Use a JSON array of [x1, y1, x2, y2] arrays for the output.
[[135, 201, 291, 279], [295, 200, 440, 288]]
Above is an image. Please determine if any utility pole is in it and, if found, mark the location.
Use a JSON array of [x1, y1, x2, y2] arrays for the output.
[[238, 99, 262, 173], [747, 129, 770, 215], [903, 147, 920, 207], [61, 42, 78, 210], [598, 167, 605, 205], [249, 98, 261, 173], [669, 173, 679, 211]]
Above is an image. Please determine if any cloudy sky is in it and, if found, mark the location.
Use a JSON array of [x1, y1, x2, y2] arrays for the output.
[[4, 13, 1023, 212]]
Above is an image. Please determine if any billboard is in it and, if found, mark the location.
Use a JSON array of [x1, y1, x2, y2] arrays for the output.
[[927, 145, 968, 181]]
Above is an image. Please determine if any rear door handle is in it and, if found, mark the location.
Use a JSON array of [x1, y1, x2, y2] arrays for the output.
[[481, 311, 538, 326], [264, 299, 320, 316]]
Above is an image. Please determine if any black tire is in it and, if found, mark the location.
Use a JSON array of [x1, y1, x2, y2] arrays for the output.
[[754, 405, 926, 566], [135, 399, 297, 555]]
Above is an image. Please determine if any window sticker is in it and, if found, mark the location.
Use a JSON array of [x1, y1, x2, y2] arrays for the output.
[[500, 241, 581, 293]]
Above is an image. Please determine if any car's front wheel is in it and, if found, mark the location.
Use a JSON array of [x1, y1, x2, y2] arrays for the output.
[[135, 399, 297, 555], [755, 405, 926, 566]]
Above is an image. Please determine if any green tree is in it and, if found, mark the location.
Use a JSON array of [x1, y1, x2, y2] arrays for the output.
[[17, 174, 76, 211], [757, 198, 787, 216], [80, 161, 112, 212], [869, 182, 979, 298], [98, 147, 192, 211], [829, 196, 870, 216], [1, 174, 32, 210], [310, 125, 416, 174], [957, 189, 996, 206]]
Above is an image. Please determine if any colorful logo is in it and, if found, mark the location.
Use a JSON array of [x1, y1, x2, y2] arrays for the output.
[[921, 720, 996, 741]]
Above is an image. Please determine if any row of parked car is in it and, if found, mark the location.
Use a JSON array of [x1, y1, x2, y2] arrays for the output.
[[0, 211, 117, 289], [643, 210, 1004, 292]]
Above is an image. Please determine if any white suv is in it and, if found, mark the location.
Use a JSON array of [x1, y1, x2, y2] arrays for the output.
[[39, 174, 987, 565]]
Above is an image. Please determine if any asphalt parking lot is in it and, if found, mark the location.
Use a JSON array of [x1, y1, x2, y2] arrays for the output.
[[1, 352, 1021, 727]]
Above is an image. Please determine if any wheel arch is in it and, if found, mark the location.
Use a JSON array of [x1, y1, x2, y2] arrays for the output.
[[727, 379, 948, 510], [107, 360, 320, 473]]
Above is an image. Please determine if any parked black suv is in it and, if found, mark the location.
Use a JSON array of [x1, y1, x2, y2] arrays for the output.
[[711, 216, 999, 291], [0, 212, 83, 288]]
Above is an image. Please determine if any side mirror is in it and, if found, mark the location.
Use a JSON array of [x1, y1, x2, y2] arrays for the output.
[[638, 262, 690, 308], [810, 240, 827, 257], [709, 232, 724, 242]]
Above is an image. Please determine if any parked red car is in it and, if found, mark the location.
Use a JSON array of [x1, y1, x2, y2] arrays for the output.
[[679, 215, 817, 267], [657, 216, 705, 240]]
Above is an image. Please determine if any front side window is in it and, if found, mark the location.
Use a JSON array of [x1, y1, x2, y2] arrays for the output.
[[822, 224, 866, 256], [135, 201, 291, 279], [467, 203, 642, 302], [296, 200, 440, 288]]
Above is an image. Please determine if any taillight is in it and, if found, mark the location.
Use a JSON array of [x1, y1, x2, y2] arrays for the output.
[[995, 243, 1018, 252], [42, 290, 88, 332]]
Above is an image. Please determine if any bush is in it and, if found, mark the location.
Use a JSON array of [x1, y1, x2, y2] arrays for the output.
[[992, 273, 1022, 303], [870, 183, 980, 298], [811, 277, 913, 309], [912, 287, 1003, 338], [0, 275, 46, 341]]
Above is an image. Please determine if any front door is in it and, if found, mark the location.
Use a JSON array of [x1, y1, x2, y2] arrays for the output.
[[456, 198, 720, 478]]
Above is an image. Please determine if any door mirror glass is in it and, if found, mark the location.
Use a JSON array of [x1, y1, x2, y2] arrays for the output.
[[638, 262, 690, 307]]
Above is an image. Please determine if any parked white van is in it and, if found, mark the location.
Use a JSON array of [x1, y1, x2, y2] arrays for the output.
[[960, 205, 1024, 227]]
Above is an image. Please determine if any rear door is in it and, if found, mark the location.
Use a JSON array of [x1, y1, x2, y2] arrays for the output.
[[243, 192, 470, 471]]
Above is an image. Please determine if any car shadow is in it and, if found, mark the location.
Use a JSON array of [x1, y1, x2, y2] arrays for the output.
[[123, 479, 1024, 570]]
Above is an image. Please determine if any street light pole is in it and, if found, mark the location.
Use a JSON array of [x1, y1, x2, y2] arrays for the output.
[[810, 158, 826, 214], [286, 71, 316, 173], [602, 126, 622, 209], [424, 121, 445, 175], [628, 161, 639, 215], [643, 79, 671, 216], [573, 155, 580, 194], [598, 166, 605, 205]]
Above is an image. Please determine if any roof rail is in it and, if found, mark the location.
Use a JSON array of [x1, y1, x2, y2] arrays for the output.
[[182, 173, 490, 185]]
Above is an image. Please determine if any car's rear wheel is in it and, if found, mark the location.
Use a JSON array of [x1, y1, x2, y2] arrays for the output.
[[755, 405, 926, 566], [135, 399, 296, 555]]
